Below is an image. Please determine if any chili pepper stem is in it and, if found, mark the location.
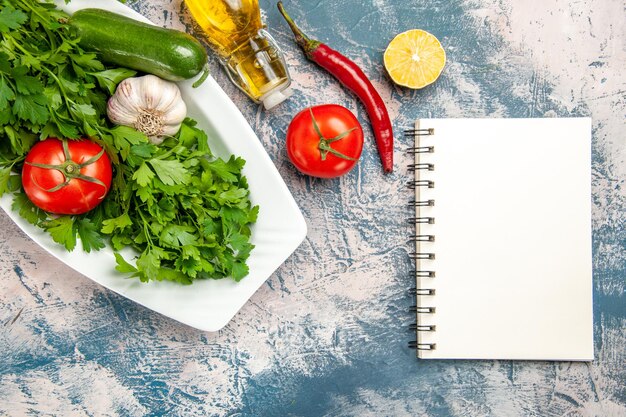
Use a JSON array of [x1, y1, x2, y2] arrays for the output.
[[277, 2, 321, 59]]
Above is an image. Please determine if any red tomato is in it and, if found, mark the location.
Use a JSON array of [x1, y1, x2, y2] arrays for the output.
[[22, 138, 112, 215], [286, 104, 364, 178]]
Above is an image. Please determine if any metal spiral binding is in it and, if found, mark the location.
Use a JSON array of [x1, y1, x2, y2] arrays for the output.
[[410, 306, 436, 313], [408, 341, 437, 350], [408, 199, 435, 208], [410, 252, 435, 260], [412, 270, 435, 278], [407, 146, 434, 155], [409, 323, 437, 331], [408, 216, 435, 224], [406, 127, 436, 352], [408, 163, 435, 172], [406, 180, 434, 189], [409, 288, 436, 296], [409, 235, 435, 242]]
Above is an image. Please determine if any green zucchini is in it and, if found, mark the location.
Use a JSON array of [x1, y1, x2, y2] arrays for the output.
[[69, 9, 208, 82]]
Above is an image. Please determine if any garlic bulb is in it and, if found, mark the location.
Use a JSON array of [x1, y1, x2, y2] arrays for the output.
[[107, 75, 187, 144]]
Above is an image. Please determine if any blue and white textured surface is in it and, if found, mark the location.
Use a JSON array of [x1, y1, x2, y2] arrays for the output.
[[1, 0, 624, 415]]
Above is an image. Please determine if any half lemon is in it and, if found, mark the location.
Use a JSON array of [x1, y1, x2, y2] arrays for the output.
[[383, 29, 446, 89]]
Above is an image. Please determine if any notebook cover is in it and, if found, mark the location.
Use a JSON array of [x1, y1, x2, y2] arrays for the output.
[[412, 118, 593, 360]]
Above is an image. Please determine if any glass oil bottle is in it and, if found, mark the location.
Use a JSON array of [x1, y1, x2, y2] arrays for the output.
[[184, 0, 293, 109]]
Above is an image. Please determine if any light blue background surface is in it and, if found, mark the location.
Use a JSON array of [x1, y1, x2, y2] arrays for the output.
[[1, 0, 624, 415]]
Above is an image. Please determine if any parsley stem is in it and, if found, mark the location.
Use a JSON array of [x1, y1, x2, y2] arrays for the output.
[[0, 73, 16, 91], [8, 36, 35, 58], [41, 66, 75, 111], [137, 209, 154, 247], [16, 0, 52, 26], [0, 157, 24, 170], [151, 144, 183, 161]]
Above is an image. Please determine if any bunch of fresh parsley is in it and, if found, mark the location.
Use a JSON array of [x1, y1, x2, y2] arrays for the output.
[[0, 0, 258, 284], [103, 119, 259, 284], [0, 0, 135, 181]]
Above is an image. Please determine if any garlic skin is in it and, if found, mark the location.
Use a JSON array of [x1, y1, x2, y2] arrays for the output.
[[107, 75, 187, 144]]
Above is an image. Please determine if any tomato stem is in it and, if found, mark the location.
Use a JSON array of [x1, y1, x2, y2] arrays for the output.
[[309, 108, 357, 162], [65, 163, 78, 174]]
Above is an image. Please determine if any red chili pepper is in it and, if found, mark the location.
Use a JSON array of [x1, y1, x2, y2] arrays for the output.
[[278, 2, 394, 173]]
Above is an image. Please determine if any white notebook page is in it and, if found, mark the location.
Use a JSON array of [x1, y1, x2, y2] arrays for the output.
[[415, 118, 593, 360]]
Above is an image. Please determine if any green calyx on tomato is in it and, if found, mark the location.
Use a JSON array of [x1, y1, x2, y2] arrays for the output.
[[22, 138, 113, 215], [286, 104, 364, 178], [309, 108, 357, 162]]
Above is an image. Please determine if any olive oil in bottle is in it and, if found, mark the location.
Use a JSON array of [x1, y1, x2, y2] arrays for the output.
[[184, 0, 292, 109]]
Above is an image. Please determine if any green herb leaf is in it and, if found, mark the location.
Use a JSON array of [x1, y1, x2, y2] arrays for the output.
[[136, 250, 161, 281], [114, 253, 138, 274], [148, 158, 190, 186], [0, 6, 27, 32], [20, 53, 40, 70], [207, 156, 245, 182], [0, 77, 16, 110], [231, 261, 249, 281], [69, 102, 97, 121], [13, 93, 49, 124], [76, 218, 106, 252], [11, 193, 45, 225], [58, 76, 79, 94], [90, 68, 136, 94], [70, 53, 104, 71], [11, 66, 44, 94], [53, 115, 80, 139], [7, 172, 21, 192], [0, 52, 11, 72], [110, 125, 148, 161], [156, 267, 193, 285], [160, 224, 198, 248], [130, 143, 156, 158], [228, 232, 251, 253], [43, 85, 61, 109], [247, 205, 260, 223], [101, 213, 133, 234], [0, 166, 11, 197], [219, 187, 248, 202], [136, 186, 154, 203], [132, 163, 155, 187], [42, 216, 77, 251]]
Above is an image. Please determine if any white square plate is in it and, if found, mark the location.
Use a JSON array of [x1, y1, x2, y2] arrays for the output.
[[0, 0, 307, 331]]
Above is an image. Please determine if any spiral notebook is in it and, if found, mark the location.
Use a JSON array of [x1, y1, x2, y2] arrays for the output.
[[407, 117, 593, 361]]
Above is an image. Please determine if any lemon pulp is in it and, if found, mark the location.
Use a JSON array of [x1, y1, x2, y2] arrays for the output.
[[384, 29, 446, 89]]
